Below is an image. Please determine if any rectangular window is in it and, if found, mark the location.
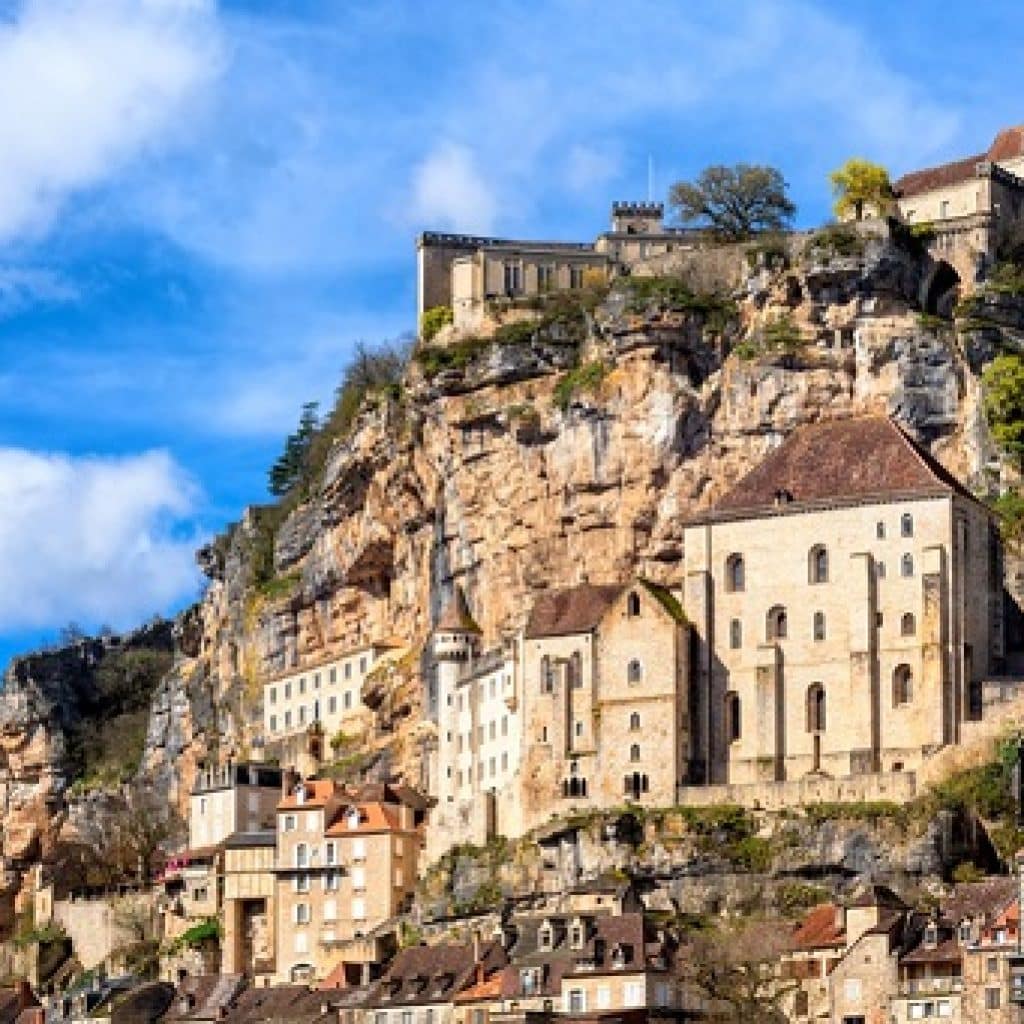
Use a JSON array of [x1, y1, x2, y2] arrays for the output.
[[270, 687, 277, 704], [596, 987, 610, 1010], [325, 842, 336, 865], [328, 696, 337, 714], [294, 873, 310, 893], [567, 990, 585, 1013], [299, 677, 306, 694], [313, 672, 320, 689], [284, 814, 296, 832], [352, 866, 366, 890], [345, 663, 352, 680], [352, 897, 366, 920], [329, 667, 337, 684], [623, 983, 643, 1008], [294, 902, 310, 924], [284, 711, 292, 728], [294, 931, 308, 954], [352, 838, 366, 860], [503, 260, 523, 294], [323, 899, 337, 922], [360, 656, 367, 672], [269, 715, 277, 732], [284, 683, 291, 699], [537, 264, 554, 291], [570, 266, 584, 289], [986, 988, 1001, 1009], [344, 691, 352, 709], [325, 870, 339, 892], [501, 753, 508, 771]]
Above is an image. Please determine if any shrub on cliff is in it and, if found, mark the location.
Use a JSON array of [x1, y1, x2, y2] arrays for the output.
[[983, 353, 1024, 461], [420, 304, 453, 342], [554, 360, 608, 411]]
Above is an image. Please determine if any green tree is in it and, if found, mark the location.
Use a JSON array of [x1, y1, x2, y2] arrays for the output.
[[268, 400, 320, 496], [829, 158, 893, 221], [983, 353, 1024, 461], [669, 164, 796, 240]]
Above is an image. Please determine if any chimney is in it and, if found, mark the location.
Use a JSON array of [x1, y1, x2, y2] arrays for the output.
[[472, 929, 482, 967]]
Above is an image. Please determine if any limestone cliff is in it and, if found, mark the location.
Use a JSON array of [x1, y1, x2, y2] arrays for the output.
[[0, 222, 1018, 920]]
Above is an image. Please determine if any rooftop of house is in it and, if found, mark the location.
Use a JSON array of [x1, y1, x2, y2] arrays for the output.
[[895, 125, 1024, 197], [693, 416, 977, 523], [325, 801, 402, 836], [524, 582, 626, 638], [365, 940, 506, 1007], [939, 876, 1018, 925], [222, 985, 332, 1024], [277, 778, 338, 811], [164, 975, 244, 1022], [791, 903, 845, 951]]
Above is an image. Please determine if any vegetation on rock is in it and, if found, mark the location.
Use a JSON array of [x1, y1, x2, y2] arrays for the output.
[[669, 163, 796, 240], [420, 304, 453, 342], [983, 353, 1024, 461], [829, 158, 893, 221]]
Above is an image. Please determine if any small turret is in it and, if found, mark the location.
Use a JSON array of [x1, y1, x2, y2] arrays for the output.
[[611, 201, 664, 235], [433, 586, 482, 663]]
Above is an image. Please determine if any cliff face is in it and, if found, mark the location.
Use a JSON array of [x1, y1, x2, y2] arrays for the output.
[[140, 225, 1010, 812], [0, 224, 1014, 918]]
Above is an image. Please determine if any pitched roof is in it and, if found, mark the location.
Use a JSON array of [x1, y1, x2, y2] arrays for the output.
[[164, 975, 245, 1022], [325, 801, 402, 836], [901, 936, 963, 965], [792, 904, 845, 951], [525, 583, 625, 638], [277, 778, 337, 811], [436, 587, 481, 634], [895, 125, 1024, 197], [222, 985, 329, 1024], [697, 417, 976, 522], [941, 877, 1018, 924], [366, 940, 505, 1007]]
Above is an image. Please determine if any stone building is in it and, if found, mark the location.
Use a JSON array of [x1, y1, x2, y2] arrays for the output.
[[274, 778, 424, 986], [893, 125, 1024, 302], [263, 642, 400, 746], [429, 589, 522, 863], [189, 762, 283, 849], [221, 831, 276, 984], [416, 202, 690, 330], [682, 416, 1002, 787]]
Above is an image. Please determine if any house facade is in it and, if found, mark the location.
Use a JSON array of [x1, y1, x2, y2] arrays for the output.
[[682, 417, 1002, 787]]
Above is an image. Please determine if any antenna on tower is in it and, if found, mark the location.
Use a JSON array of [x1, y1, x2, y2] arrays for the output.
[[647, 155, 654, 202]]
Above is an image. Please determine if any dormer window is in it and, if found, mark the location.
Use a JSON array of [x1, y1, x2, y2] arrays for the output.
[[924, 923, 938, 947], [538, 922, 554, 951], [570, 921, 585, 949], [294, 784, 306, 806], [348, 808, 361, 831]]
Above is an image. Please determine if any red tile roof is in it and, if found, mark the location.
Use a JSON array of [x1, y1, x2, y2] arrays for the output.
[[325, 801, 403, 836], [792, 904, 845, 950], [525, 582, 625, 638], [987, 125, 1024, 163], [697, 416, 976, 521], [277, 778, 338, 810]]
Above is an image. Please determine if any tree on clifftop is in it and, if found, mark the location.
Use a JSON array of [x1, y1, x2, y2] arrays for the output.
[[829, 158, 893, 221], [268, 400, 320, 496], [669, 164, 796, 240]]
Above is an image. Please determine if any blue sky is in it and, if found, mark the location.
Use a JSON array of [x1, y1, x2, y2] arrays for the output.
[[0, 0, 1019, 670]]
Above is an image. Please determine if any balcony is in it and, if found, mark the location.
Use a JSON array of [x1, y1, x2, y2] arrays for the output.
[[898, 977, 963, 996]]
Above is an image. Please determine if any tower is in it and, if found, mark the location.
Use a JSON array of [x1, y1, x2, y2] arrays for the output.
[[432, 586, 482, 806]]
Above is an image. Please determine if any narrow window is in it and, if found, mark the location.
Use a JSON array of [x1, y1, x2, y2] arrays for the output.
[[725, 692, 741, 742], [541, 655, 554, 693], [893, 665, 913, 706], [813, 611, 826, 642], [570, 651, 583, 689], [901, 513, 914, 538], [901, 612, 916, 637], [627, 591, 641, 617], [767, 605, 787, 641], [806, 684, 826, 733], [630, 744, 641, 763], [901, 553, 914, 577], [627, 659, 643, 684], [809, 545, 828, 584], [876, 521, 886, 539], [725, 554, 745, 593], [729, 618, 742, 649], [629, 712, 640, 731]]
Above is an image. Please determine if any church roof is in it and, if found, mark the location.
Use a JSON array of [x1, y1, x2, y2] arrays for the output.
[[694, 416, 976, 523], [525, 582, 625, 638], [435, 586, 481, 634], [895, 124, 1024, 197]]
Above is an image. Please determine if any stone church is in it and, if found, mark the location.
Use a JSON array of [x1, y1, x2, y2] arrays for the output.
[[682, 416, 1002, 786]]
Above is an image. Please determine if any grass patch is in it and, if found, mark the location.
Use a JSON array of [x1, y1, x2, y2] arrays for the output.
[[802, 800, 907, 827], [554, 360, 608, 411]]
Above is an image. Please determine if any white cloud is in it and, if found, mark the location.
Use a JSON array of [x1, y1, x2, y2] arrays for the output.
[[564, 144, 621, 193], [0, 266, 78, 315], [0, 448, 202, 630], [0, 0, 221, 242], [410, 142, 498, 235]]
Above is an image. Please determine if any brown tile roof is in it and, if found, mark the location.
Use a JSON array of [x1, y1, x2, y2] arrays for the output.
[[366, 940, 506, 1007], [895, 125, 1024, 197], [163, 975, 245, 1022], [454, 973, 504, 1003], [901, 936, 962, 965], [894, 153, 984, 197], [987, 126, 1024, 163], [436, 587, 481, 634], [792, 904, 845, 950], [525, 582, 625, 638], [277, 778, 338, 810], [698, 416, 976, 522], [941, 877, 1018, 924], [222, 985, 328, 1024]]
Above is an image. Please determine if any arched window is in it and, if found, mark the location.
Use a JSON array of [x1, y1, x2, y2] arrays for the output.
[[901, 553, 914, 578], [541, 656, 554, 693], [809, 545, 829, 584], [813, 611, 826, 642], [629, 712, 640, 731], [627, 659, 643, 684], [729, 618, 742, 649], [901, 513, 914, 538], [893, 664, 913, 706], [725, 692, 741, 743], [806, 684, 826, 733], [725, 554, 745, 593], [901, 612, 916, 637], [627, 591, 641, 617], [766, 605, 787, 641]]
